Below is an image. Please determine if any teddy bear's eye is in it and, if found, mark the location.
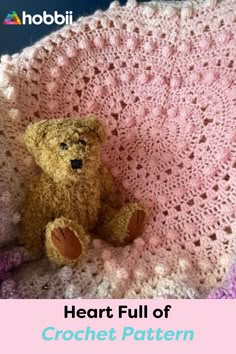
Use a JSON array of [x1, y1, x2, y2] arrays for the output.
[[78, 139, 87, 146], [60, 143, 68, 150]]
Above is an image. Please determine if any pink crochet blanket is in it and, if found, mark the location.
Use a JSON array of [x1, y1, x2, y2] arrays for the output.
[[0, 0, 236, 299]]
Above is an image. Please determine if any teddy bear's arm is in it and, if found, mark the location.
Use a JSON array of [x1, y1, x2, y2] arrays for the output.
[[99, 166, 123, 209], [20, 185, 52, 258]]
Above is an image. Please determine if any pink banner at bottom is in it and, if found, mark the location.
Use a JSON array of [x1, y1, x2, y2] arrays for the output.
[[0, 300, 234, 354]]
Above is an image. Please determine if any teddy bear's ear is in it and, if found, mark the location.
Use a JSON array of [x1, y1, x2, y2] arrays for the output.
[[77, 116, 107, 144], [23, 120, 49, 155]]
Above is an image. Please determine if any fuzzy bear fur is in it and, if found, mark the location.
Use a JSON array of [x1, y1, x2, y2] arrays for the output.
[[19, 117, 146, 267]]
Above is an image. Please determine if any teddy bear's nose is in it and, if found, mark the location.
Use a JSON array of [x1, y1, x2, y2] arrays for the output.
[[71, 159, 83, 170]]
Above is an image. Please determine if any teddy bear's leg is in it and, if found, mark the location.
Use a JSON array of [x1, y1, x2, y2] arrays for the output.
[[97, 203, 146, 246], [45, 217, 90, 267]]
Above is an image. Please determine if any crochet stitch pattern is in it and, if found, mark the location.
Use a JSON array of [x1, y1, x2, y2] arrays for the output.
[[0, 0, 236, 299]]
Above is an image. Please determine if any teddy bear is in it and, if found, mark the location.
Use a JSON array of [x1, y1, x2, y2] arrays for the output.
[[19, 117, 146, 267]]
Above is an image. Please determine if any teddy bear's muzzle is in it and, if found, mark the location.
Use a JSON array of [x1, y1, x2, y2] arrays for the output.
[[71, 159, 83, 171]]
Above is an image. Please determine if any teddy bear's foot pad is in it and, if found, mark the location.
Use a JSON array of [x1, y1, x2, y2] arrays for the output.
[[126, 210, 146, 242], [51, 227, 82, 260]]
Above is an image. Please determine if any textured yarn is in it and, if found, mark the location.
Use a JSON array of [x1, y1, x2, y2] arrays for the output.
[[209, 258, 236, 298], [0, 0, 236, 299]]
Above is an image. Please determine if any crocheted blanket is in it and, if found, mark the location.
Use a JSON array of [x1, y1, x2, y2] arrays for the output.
[[0, 0, 236, 299]]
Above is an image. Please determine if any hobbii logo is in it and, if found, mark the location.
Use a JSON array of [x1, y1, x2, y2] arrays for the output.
[[3, 11, 73, 26]]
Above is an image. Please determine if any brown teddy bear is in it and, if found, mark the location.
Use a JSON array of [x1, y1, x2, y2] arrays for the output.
[[19, 117, 146, 267]]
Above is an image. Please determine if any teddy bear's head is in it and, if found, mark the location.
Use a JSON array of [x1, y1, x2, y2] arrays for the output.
[[23, 117, 106, 184]]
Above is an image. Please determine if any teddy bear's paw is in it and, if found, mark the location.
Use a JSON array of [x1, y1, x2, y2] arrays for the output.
[[51, 227, 82, 260], [125, 210, 146, 242]]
